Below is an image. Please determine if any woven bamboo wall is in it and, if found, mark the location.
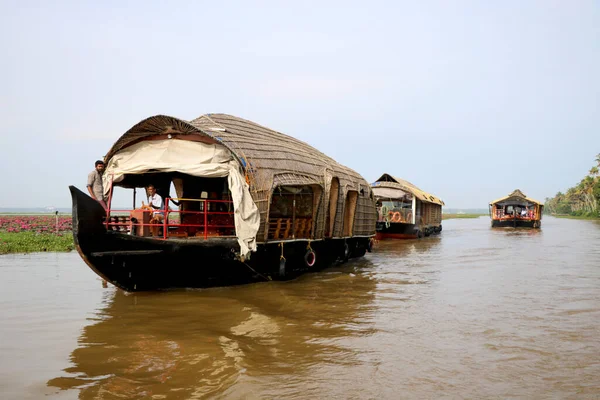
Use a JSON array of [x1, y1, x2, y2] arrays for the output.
[[355, 186, 377, 235], [417, 202, 442, 226]]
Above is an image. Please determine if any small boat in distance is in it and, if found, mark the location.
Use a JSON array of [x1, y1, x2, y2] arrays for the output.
[[371, 174, 444, 239], [69, 113, 376, 292], [489, 189, 543, 228]]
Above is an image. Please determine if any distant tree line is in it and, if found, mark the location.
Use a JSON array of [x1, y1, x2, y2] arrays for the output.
[[544, 154, 600, 217]]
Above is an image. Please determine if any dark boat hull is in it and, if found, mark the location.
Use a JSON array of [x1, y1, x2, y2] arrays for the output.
[[375, 221, 442, 240], [491, 219, 541, 228], [70, 186, 371, 292]]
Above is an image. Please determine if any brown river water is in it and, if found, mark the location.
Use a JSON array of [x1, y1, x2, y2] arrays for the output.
[[0, 216, 599, 399]]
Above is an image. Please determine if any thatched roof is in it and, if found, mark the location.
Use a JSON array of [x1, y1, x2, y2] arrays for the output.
[[103, 113, 376, 239], [104, 113, 366, 190], [490, 189, 542, 206], [189, 114, 366, 188], [372, 173, 444, 206], [104, 115, 227, 162]]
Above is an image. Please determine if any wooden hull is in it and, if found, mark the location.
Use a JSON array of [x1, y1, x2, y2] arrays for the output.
[[70, 186, 372, 292], [491, 218, 541, 228], [375, 221, 442, 240]]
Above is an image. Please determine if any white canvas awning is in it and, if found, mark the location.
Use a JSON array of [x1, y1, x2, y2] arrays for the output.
[[103, 139, 260, 257], [372, 186, 412, 200]]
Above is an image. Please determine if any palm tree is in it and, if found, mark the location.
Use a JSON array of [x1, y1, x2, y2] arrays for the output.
[[583, 176, 598, 213], [547, 156, 600, 216], [570, 186, 584, 212]]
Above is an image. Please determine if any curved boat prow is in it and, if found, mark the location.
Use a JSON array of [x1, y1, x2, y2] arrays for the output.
[[69, 185, 106, 238]]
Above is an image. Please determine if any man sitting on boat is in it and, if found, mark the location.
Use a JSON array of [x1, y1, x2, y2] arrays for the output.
[[146, 184, 164, 236]]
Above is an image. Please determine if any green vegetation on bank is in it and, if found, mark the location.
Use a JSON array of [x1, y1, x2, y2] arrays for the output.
[[545, 154, 600, 219], [0, 232, 74, 254], [442, 213, 485, 220], [551, 214, 600, 220]]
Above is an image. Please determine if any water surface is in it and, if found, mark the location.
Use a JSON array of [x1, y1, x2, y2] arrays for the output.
[[1, 216, 599, 399]]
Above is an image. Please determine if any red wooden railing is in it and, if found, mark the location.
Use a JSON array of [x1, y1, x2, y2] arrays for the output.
[[493, 209, 536, 219], [104, 197, 235, 240]]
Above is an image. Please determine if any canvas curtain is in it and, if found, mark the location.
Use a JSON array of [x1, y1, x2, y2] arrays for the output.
[[103, 139, 260, 257]]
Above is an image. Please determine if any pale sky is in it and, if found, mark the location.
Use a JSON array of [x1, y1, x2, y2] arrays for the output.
[[1, 0, 598, 208]]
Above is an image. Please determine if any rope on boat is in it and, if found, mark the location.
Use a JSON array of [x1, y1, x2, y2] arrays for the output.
[[278, 242, 286, 277], [279, 242, 286, 261], [242, 262, 272, 281]]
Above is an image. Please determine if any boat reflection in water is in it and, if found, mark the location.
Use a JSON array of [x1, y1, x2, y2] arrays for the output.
[[373, 235, 442, 258], [47, 260, 377, 399]]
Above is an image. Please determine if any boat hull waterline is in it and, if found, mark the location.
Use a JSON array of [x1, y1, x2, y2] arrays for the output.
[[70, 186, 371, 292], [491, 219, 541, 228], [375, 221, 442, 240]]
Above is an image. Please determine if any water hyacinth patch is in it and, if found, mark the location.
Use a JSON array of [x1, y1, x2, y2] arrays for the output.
[[0, 215, 74, 254], [0, 215, 72, 234]]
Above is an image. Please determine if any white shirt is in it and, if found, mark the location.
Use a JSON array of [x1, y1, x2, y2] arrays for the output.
[[149, 193, 163, 215]]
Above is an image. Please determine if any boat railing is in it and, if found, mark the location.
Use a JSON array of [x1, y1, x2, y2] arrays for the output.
[[494, 209, 537, 219], [267, 216, 313, 240], [104, 197, 235, 240]]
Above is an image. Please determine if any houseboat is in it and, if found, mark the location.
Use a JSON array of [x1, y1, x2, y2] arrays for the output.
[[489, 189, 543, 228], [371, 174, 444, 239], [70, 113, 376, 292]]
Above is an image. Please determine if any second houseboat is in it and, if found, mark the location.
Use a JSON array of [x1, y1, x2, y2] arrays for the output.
[[371, 174, 444, 239]]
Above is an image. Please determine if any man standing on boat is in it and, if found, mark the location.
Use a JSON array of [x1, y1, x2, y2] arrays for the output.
[[87, 160, 107, 210]]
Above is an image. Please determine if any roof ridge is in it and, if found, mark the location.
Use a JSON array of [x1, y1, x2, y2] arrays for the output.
[[191, 114, 228, 131]]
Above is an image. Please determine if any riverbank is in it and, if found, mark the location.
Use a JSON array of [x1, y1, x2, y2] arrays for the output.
[[0, 232, 74, 254], [0, 215, 74, 254], [550, 214, 600, 220], [442, 213, 485, 220]]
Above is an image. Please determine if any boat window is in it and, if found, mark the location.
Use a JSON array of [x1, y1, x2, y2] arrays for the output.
[[268, 185, 314, 239], [270, 186, 313, 218], [270, 192, 292, 218]]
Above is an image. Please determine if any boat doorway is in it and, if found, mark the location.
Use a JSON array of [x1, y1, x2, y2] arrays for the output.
[[325, 177, 340, 237], [342, 190, 358, 237]]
